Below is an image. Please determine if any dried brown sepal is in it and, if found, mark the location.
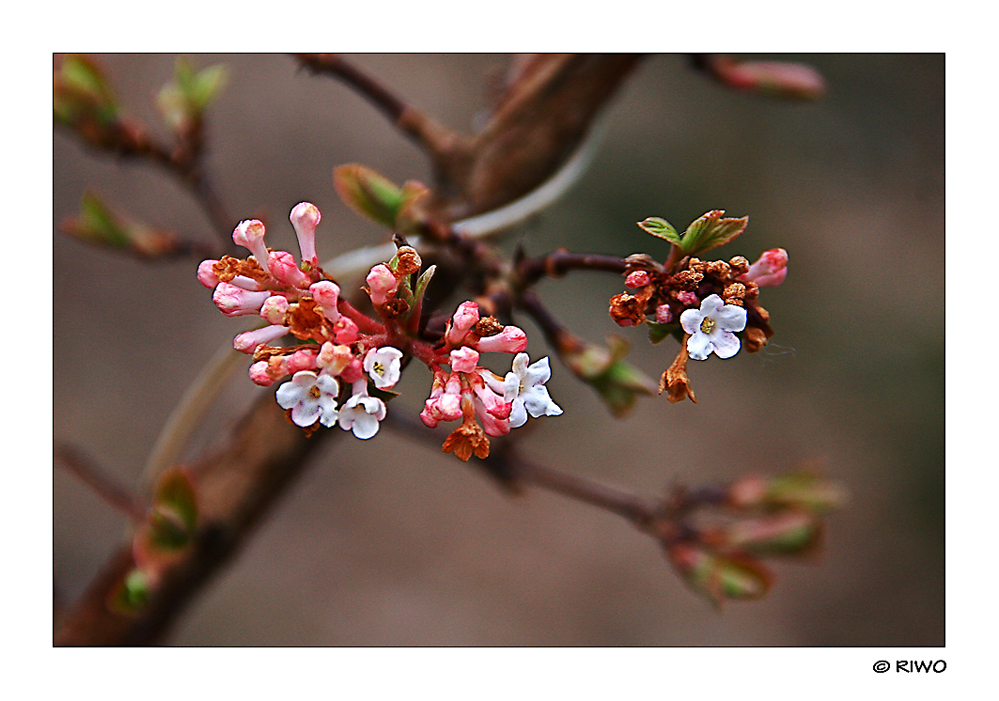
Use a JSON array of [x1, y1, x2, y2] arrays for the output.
[[212, 255, 270, 286], [661, 340, 697, 403], [382, 297, 411, 319], [609, 291, 647, 327], [285, 298, 331, 344], [441, 421, 491, 462], [394, 246, 422, 277], [743, 327, 769, 353]]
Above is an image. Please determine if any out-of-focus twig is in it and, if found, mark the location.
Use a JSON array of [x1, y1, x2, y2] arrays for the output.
[[55, 444, 147, 522]]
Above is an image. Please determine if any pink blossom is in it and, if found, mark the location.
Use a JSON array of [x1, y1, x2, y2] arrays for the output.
[[676, 291, 699, 307], [212, 283, 272, 317], [365, 264, 397, 306], [739, 248, 788, 287], [233, 324, 289, 353], [474, 325, 527, 354], [470, 377, 511, 420], [309, 280, 341, 323], [231, 220, 271, 275], [449, 347, 480, 374], [446, 301, 480, 347], [333, 316, 359, 344], [289, 202, 321, 266]]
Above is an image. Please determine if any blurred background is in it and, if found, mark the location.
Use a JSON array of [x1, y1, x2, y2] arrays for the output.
[[53, 54, 944, 646]]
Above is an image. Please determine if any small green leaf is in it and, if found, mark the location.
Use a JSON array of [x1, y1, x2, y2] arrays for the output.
[[154, 468, 198, 533], [680, 210, 748, 256], [637, 217, 682, 245]]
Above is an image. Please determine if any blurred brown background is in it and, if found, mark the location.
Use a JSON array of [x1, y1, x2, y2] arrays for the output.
[[53, 54, 944, 645]]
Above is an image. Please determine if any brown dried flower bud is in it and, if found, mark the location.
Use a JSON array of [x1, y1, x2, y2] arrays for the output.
[[395, 246, 422, 276], [706, 260, 731, 278], [687, 258, 708, 275], [383, 297, 411, 319], [743, 326, 768, 353], [474, 316, 505, 337], [673, 270, 704, 291], [609, 292, 647, 327], [722, 282, 747, 306], [660, 342, 696, 403], [728, 256, 750, 276]]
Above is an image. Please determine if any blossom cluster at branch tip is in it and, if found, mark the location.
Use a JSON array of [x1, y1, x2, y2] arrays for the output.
[[200, 203, 563, 454]]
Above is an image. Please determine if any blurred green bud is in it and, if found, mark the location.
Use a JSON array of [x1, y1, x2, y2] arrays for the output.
[[709, 510, 823, 557], [108, 567, 151, 615], [665, 541, 772, 607], [728, 471, 848, 514], [132, 468, 198, 573], [558, 333, 657, 417], [53, 54, 121, 146], [61, 193, 177, 258], [157, 57, 227, 135], [334, 163, 405, 228]]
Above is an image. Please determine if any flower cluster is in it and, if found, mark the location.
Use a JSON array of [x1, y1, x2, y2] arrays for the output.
[[419, 301, 562, 461], [198, 203, 563, 454], [198, 203, 400, 439], [608, 226, 787, 402]]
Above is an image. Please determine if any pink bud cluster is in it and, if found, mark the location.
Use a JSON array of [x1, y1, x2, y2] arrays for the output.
[[198, 203, 563, 454]]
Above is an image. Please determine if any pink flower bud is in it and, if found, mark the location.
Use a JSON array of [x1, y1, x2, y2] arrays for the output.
[[739, 248, 788, 287], [259, 295, 290, 325], [267, 250, 312, 288], [449, 347, 480, 374], [471, 379, 511, 420], [287, 349, 318, 374], [333, 316, 359, 344], [213, 283, 272, 317], [289, 202, 321, 266], [625, 270, 651, 289], [233, 324, 289, 353], [338, 356, 365, 384], [249, 361, 275, 387], [197, 259, 220, 288], [317, 342, 354, 377], [232, 220, 271, 274], [474, 325, 527, 354], [365, 264, 397, 306], [676, 291, 699, 307], [309, 280, 341, 323], [655, 304, 673, 324], [446, 301, 480, 346]]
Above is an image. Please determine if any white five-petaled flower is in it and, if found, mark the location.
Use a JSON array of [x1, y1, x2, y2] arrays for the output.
[[338, 386, 387, 439], [503, 353, 563, 429], [363, 346, 404, 389], [679, 294, 748, 361], [275, 371, 340, 427]]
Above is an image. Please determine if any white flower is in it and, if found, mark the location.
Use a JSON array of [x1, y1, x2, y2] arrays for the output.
[[275, 371, 340, 427], [338, 388, 387, 439], [679, 294, 748, 361], [363, 346, 404, 390], [503, 353, 563, 429]]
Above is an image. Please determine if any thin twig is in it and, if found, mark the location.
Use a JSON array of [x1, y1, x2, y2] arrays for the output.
[[55, 444, 147, 522]]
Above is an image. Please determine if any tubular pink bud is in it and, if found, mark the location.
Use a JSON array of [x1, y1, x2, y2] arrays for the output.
[[259, 295, 290, 325], [365, 264, 397, 306], [739, 248, 788, 287], [233, 324, 289, 353], [267, 250, 312, 288], [289, 202, 321, 266], [474, 325, 527, 353], [449, 347, 480, 374], [333, 316, 359, 344], [197, 259, 220, 288], [231, 220, 271, 274], [309, 280, 341, 323], [287, 349, 318, 374], [446, 301, 480, 346], [213, 283, 272, 317], [249, 361, 275, 387]]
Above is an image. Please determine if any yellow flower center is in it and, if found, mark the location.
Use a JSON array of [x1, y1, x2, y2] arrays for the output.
[[372, 361, 384, 376], [309, 385, 322, 399], [699, 317, 716, 334]]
